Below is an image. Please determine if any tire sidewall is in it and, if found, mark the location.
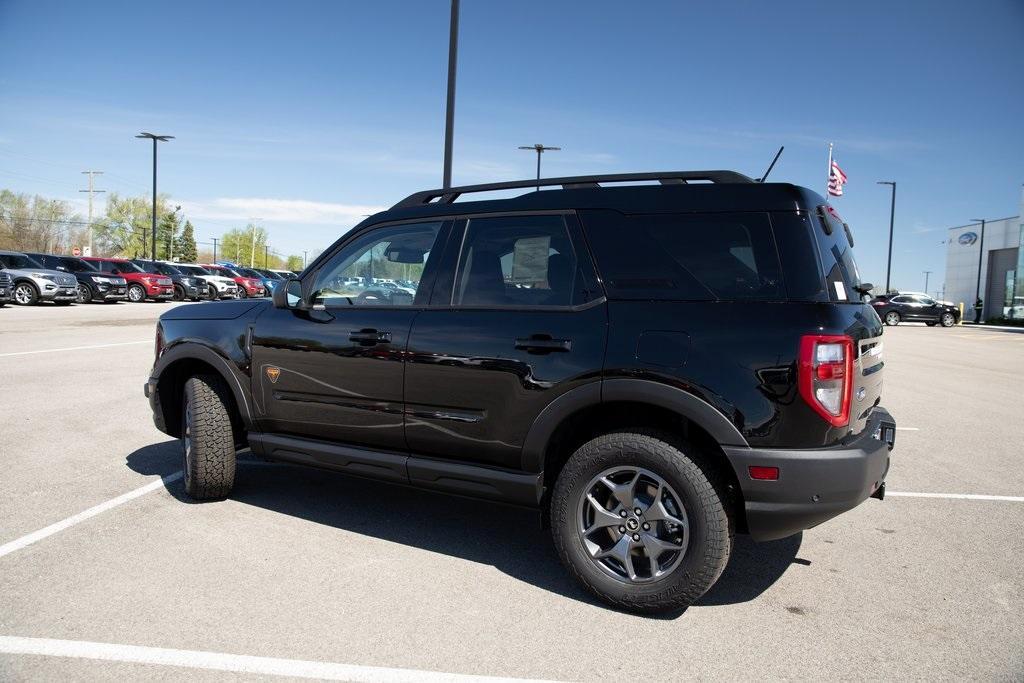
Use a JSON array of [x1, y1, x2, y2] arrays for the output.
[[941, 313, 955, 327], [128, 284, 146, 302], [77, 283, 92, 303], [14, 282, 38, 305], [552, 434, 728, 609], [885, 311, 900, 326]]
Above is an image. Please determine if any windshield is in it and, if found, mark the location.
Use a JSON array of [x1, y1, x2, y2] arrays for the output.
[[180, 265, 211, 276], [133, 261, 160, 273], [238, 268, 262, 278], [105, 260, 143, 273], [0, 253, 45, 269], [66, 257, 98, 272]]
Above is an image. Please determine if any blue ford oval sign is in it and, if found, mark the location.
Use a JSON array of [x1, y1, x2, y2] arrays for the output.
[[958, 232, 978, 246]]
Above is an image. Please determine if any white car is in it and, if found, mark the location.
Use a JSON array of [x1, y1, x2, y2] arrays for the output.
[[174, 263, 238, 300]]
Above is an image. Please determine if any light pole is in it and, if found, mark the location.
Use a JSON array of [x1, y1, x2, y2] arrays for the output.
[[877, 181, 896, 293], [212, 237, 219, 263], [264, 245, 269, 268], [923, 270, 932, 293], [518, 144, 561, 191], [136, 132, 174, 261], [442, 0, 460, 189], [79, 171, 104, 257], [970, 218, 987, 322]]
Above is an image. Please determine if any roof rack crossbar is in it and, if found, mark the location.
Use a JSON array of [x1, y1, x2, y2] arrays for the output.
[[393, 170, 755, 209]]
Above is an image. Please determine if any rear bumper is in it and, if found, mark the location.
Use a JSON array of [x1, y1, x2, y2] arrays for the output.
[[724, 407, 895, 541]]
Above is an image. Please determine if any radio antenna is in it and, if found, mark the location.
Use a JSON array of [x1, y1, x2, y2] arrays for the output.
[[758, 146, 784, 182]]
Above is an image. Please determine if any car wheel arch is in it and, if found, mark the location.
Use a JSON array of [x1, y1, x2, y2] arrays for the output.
[[154, 343, 255, 439]]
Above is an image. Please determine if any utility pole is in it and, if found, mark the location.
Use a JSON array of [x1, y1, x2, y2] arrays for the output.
[[264, 245, 269, 268], [212, 237, 219, 263], [135, 132, 174, 261], [303, 250, 308, 268], [518, 144, 561, 191], [877, 181, 896, 293], [79, 171, 105, 257], [923, 271, 932, 293], [249, 219, 260, 268], [441, 0, 460, 189]]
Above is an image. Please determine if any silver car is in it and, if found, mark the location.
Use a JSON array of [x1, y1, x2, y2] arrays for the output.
[[0, 250, 79, 305]]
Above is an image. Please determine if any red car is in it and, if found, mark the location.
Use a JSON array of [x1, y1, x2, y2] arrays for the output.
[[83, 257, 174, 302], [201, 264, 265, 298]]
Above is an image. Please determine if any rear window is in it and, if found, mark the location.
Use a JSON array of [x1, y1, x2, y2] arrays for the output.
[[815, 206, 862, 301], [581, 210, 784, 301]]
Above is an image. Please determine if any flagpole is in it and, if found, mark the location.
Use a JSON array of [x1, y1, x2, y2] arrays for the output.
[[826, 142, 833, 198]]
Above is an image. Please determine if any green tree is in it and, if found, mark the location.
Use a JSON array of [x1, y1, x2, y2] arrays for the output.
[[176, 220, 198, 262], [219, 223, 268, 267], [285, 254, 304, 271], [94, 192, 171, 258], [157, 206, 182, 260]]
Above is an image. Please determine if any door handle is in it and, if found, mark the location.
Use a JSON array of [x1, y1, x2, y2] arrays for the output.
[[349, 329, 392, 345], [514, 335, 572, 353]]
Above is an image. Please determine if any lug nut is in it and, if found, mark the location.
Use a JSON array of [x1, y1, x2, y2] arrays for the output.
[[618, 526, 626, 533], [634, 508, 642, 515], [619, 510, 628, 517], [642, 523, 650, 530], [632, 534, 640, 541]]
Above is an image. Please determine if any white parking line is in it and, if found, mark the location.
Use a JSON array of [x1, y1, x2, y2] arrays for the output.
[[0, 340, 150, 358], [0, 472, 182, 559], [895, 427, 919, 431], [0, 636, 559, 682], [886, 491, 1024, 502]]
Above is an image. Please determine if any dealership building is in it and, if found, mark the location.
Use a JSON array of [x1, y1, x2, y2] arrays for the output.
[[944, 187, 1023, 321]]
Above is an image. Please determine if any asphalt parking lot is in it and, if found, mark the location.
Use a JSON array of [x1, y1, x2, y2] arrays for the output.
[[1, 302, 1022, 681]]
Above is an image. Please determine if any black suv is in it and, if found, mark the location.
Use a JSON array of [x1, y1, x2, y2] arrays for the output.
[[870, 292, 959, 327], [145, 171, 896, 613], [25, 253, 128, 304]]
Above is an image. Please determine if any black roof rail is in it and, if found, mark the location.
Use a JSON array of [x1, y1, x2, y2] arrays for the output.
[[392, 170, 755, 209]]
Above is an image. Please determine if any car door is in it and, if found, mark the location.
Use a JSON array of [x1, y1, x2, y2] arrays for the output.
[[250, 220, 448, 450], [889, 295, 917, 320], [404, 213, 606, 470], [911, 295, 941, 322]]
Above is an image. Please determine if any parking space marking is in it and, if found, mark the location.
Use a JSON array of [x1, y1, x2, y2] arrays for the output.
[[895, 427, 919, 431], [0, 636, 560, 682], [0, 472, 182, 559], [0, 340, 150, 358], [886, 491, 1024, 502]]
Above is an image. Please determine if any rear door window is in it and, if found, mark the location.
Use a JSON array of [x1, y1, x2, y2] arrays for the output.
[[581, 210, 784, 301]]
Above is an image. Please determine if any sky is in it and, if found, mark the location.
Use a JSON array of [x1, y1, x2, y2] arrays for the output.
[[0, 0, 1021, 291]]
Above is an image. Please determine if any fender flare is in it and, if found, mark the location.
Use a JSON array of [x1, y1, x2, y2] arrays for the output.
[[521, 378, 748, 473], [152, 342, 255, 429]]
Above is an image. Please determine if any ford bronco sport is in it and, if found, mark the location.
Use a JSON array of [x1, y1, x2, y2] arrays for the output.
[[145, 171, 895, 614]]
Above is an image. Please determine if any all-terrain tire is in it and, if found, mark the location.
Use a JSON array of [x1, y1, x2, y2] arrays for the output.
[[551, 431, 732, 614], [181, 374, 237, 500]]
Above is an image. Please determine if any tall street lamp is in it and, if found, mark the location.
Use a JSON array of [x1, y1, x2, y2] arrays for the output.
[[923, 270, 932, 293], [442, 0, 460, 189], [136, 132, 174, 261], [970, 218, 987, 323], [518, 144, 561, 191], [876, 181, 896, 293]]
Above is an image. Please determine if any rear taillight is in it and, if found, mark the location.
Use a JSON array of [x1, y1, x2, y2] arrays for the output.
[[798, 334, 853, 427]]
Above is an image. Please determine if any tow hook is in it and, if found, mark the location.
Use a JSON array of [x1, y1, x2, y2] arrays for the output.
[[871, 482, 886, 501]]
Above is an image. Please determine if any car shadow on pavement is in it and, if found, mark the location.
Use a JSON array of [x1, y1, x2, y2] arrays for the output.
[[127, 441, 800, 615]]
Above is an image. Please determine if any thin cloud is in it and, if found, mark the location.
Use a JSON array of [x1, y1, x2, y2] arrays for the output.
[[180, 197, 386, 225]]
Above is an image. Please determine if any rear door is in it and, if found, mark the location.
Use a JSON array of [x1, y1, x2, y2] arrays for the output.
[[404, 213, 605, 470]]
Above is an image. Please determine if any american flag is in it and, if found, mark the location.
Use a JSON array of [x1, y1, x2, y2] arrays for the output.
[[828, 160, 848, 196]]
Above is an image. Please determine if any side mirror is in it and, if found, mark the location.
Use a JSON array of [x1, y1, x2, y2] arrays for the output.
[[273, 278, 303, 309]]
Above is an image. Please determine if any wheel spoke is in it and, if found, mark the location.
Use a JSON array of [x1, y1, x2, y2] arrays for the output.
[[599, 472, 639, 511], [595, 535, 638, 580], [644, 498, 685, 527], [584, 493, 623, 532], [641, 533, 683, 558]]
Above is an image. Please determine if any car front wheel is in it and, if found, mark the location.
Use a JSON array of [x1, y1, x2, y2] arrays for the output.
[[237, 287, 248, 299], [551, 432, 732, 614], [884, 311, 900, 326], [940, 312, 956, 327], [181, 375, 237, 500], [76, 283, 92, 304], [127, 284, 146, 303], [173, 284, 186, 301], [13, 282, 38, 305]]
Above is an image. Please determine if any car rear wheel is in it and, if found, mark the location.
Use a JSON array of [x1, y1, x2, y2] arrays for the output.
[[181, 375, 237, 500], [76, 283, 92, 304], [940, 312, 956, 327], [884, 311, 900, 326], [207, 284, 218, 299], [173, 284, 186, 301], [237, 286, 248, 299], [551, 432, 732, 614], [127, 284, 146, 303], [13, 282, 38, 306]]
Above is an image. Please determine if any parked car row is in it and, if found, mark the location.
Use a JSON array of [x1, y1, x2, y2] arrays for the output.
[[869, 292, 961, 327], [0, 249, 299, 307]]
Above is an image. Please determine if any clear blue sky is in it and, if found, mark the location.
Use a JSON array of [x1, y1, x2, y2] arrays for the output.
[[1, 0, 1021, 290]]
